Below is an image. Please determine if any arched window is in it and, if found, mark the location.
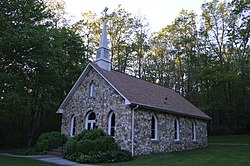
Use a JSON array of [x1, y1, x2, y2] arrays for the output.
[[192, 120, 197, 141], [89, 81, 94, 97], [108, 112, 115, 136], [151, 115, 158, 140], [70, 115, 76, 137], [85, 111, 96, 130], [174, 118, 180, 141]]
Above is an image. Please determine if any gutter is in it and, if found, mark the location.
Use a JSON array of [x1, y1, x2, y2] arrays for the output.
[[131, 105, 138, 157]]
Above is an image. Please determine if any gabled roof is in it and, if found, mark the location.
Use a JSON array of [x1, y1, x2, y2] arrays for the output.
[[57, 62, 211, 120]]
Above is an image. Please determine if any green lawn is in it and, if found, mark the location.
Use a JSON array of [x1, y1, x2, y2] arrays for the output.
[[104, 145, 250, 166], [104, 134, 250, 166], [209, 134, 250, 144], [1, 135, 250, 166], [0, 156, 59, 166]]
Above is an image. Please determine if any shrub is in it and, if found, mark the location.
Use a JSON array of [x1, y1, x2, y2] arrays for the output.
[[75, 128, 106, 141], [75, 150, 132, 163], [65, 152, 82, 162], [74, 136, 118, 154], [35, 131, 65, 152], [65, 138, 77, 154], [66, 129, 118, 155], [64, 129, 133, 163]]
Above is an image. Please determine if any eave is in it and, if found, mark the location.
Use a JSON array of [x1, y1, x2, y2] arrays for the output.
[[129, 102, 212, 121]]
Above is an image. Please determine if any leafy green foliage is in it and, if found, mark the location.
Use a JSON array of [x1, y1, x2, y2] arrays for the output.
[[0, 0, 87, 148], [0, 0, 249, 151], [75, 150, 132, 163], [65, 129, 132, 163], [66, 129, 118, 155], [35, 131, 65, 152]]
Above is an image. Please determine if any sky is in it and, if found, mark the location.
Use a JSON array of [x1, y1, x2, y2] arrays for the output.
[[62, 0, 212, 32]]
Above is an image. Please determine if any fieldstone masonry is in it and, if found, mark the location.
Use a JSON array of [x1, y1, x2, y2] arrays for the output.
[[61, 68, 208, 156], [61, 68, 132, 151], [133, 109, 207, 155]]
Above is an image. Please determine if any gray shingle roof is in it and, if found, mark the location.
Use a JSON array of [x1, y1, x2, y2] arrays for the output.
[[92, 63, 211, 120]]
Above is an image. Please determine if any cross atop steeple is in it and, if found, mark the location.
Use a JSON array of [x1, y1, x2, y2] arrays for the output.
[[103, 7, 108, 19], [95, 7, 111, 71]]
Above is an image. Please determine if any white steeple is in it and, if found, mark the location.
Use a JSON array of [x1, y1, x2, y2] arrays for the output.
[[95, 7, 111, 71]]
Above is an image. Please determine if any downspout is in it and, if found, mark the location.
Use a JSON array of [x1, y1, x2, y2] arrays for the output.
[[131, 105, 138, 157]]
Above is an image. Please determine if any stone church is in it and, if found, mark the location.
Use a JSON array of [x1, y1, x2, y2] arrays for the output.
[[57, 8, 211, 156]]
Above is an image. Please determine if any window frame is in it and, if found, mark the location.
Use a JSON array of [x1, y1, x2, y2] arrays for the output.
[[70, 115, 76, 137], [174, 118, 180, 141], [89, 81, 94, 97], [151, 115, 158, 140], [192, 120, 197, 142], [108, 112, 115, 136], [85, 111, 97, 130]]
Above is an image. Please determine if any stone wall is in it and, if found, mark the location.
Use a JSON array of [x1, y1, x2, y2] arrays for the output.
[[133, 108, 208, 155], [61, 68, 132, 151], [60, 66, 208, 156]]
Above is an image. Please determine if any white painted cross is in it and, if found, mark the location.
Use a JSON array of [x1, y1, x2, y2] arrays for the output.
[[103, 7, 108, 19]]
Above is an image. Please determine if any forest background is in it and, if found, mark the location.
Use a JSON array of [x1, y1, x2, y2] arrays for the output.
[[0, 0, 249, 148]]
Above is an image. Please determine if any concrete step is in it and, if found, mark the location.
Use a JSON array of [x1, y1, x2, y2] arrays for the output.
[[47, 151, 64, 157], [48, 145, 66, 157]]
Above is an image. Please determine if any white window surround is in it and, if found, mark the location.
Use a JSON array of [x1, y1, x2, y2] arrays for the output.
[[89, 81, 94, 97], [151, 115, 158, 140], [108, 112, 115, 136], [70, 116, 76, 137], [174, 119, 180, 141], [85, 111, 96, 130], [192, 121, 197, 141]]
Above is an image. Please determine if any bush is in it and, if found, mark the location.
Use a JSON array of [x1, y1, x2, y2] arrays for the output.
[[75, 150, 132, 163], [35, 131, 65, 152], [66, 129, 118, 155], [65, 138, 77, 155], [75, 136, 118, 154], [64, 152, 82, 162], [75, 128, 106, 141], [65, 129, 132, 163]]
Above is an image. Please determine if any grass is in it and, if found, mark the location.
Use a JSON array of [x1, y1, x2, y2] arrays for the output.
[[209, 134, 250, 144], [1, 134, 249, 166], [103, 134, 250, 166], [0, 156, 59, 166]]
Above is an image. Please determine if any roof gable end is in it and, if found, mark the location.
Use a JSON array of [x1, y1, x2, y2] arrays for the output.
[[56, 63, 130, 113]]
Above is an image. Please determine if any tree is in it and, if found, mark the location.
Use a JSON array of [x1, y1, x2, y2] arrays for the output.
[[0, 0, 87, 147], [73, 11, 101, 61]]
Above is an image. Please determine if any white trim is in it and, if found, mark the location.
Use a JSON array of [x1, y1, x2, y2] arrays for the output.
[[125, 99, 131, 105], [85, 111, 96, 130], [89, 81, 94, 97], [56, 64, 92, 113], [131, 105, 138, 157], [56, 63, 131, 113], [108, 112, 115, 136], [57, 108, 63, 113], [70, 116, 76, 137], [174, 119, 180, 141], [192, 120, 197, 141], [91, 63, 131, 106]]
